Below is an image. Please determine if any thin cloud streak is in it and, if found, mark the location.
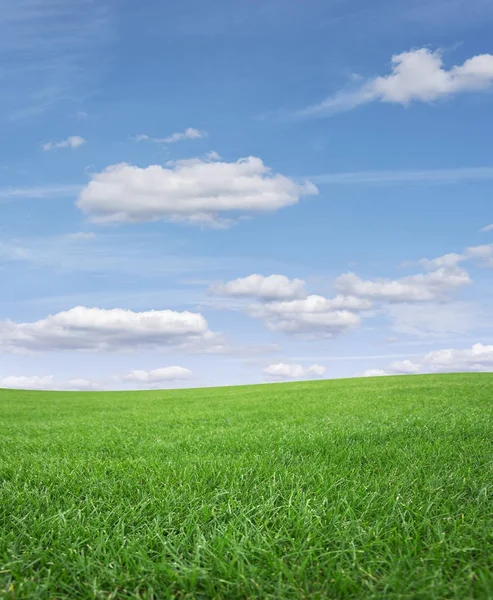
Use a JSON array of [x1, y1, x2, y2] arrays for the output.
[[1, 0, 114, 119], [0, 184, 82, 201], [305, 167, 493, 185]]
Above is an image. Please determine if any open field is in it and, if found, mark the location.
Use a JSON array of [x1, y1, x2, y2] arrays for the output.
[[1, 373, 492, 599]]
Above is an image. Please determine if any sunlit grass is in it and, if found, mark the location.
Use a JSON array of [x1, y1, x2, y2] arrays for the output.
[[1, 373, 492, 598]]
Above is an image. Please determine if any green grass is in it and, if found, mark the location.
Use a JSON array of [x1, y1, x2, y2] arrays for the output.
[[1, 373, 492, 599]]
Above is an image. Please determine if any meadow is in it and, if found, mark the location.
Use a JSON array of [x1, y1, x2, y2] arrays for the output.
[[1, 373, 492, 599]]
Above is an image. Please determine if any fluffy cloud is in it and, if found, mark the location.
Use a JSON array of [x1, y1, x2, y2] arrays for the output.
[[363, 343, 493, 377], [42, 136, 86, 151], [210, 272, 367, 338], [210, 274, 307, 301], [335, 267, 471, 302], [424, 344, 493, 371], [298, 49, 493, 117], [77, 157, 318, 226], [0, 306, 217, 353], [361, 369, 387, 377], [264, 362, 326, 380], [250, 295, 363, 337], [481, 224, 493, 233], [420, 244, 493, 270], [121, 366, 193, 383]]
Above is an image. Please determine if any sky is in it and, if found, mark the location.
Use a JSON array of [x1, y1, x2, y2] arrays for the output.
[[0, 0, 492, 390]]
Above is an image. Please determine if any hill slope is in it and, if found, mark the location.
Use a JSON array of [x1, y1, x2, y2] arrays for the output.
[[1, 373, 492, 599]]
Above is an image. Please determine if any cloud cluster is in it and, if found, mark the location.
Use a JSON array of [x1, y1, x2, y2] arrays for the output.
[[211, 274, 367, 338], [363, 343, 493, 377], [264, 362, 326, 380], [211, 240, 492, 340], [0, 366, 195, 391], [77, 157, 318, 227], [0, 306, 217, 353], [298, 49, 493, 117], [42, 136, 86, 151]]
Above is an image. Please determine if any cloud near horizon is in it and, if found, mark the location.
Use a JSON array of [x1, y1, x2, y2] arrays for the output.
[[264, 362, 326, 380], [363, 343, 493, 377]]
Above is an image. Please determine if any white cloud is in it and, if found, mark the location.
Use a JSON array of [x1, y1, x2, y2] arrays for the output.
[[481, 224, 493, 233], [65, 232, 95, 241], [133, 128, 207, 144], [0, 375, 100, 391], [42, 136, 86, 151], [423, 343, 493, 371], [264, 362, 326, 380], [0, 375, 54, 389], [77, 157, 318, 226], [121, 366, 193, 384], [250, 294, 363, 337], [0, 306, 218, 353], [209, 272, 368, 338], [297, 48, 493, 117], [335, 267, 471, 302], [210, 274, 307, 301], [362, 369, 387, 377], [162, 127, 207, 143], [362, 359, 420, 377], [420, 244, 493, 270], [363, 343, 493, 376], [385, 359, 421, 374]]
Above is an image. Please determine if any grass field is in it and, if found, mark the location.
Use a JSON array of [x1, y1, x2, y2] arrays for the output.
[[1, 373, 492, 599]]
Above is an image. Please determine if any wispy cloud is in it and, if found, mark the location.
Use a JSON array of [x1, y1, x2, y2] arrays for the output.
[[287, 48, 493, 119], [42, 136, 87, 151], [0, 184, 82, 201], [481, 224, 493, 232], [133, 128, 208, 144], [1, 0, 114, 120], [306, 167, 493, 186]]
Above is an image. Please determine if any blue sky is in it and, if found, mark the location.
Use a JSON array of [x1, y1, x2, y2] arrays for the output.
[[1, 0, 492, 389]]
